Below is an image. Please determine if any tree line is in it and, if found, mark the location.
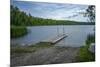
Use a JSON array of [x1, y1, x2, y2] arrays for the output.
[[11, 5, 95, 26]]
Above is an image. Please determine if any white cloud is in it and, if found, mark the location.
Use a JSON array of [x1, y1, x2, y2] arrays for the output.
[[12, 1, 89, 22]]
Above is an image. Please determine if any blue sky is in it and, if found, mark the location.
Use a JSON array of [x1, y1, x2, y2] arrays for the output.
[[11, 1, 89, 22]]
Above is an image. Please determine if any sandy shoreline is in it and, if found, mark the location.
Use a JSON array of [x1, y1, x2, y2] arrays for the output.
[[11, 46, 80, 66]]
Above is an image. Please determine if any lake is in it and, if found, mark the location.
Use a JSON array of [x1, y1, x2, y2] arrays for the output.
[[11, 25, 95, 47]]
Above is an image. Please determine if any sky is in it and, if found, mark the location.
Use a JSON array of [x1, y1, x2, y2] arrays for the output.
[[11, 0, 89, 22]]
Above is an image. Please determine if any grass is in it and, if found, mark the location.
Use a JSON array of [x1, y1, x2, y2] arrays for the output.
[[11, 27, 28, 38], [11, 42, 53, 54], [76, 46, 95, 62], [76, 34, 95, 62]]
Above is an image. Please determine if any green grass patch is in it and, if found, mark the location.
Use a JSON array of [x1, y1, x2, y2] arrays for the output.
[[11, 27, 27, 38], [76, 46, 95, 62], [76, 34, 95, 62]]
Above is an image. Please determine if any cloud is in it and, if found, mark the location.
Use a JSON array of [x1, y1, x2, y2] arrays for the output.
[[12, 1, 89, 22]]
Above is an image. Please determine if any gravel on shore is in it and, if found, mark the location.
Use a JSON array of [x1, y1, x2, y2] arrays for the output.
[[11, 46, 80, 66]]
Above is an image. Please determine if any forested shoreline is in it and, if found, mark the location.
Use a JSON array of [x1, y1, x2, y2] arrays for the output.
[[11, 5, 95, 26]]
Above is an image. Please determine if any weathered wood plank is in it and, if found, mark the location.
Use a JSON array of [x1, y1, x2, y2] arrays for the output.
[[41, 34, 67, 44]]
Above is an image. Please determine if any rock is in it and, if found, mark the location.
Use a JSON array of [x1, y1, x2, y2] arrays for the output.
[[89, 43, 95, 53]]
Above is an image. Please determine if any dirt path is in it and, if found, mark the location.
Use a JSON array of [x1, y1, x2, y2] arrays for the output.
[[11, 46, 80, 66]]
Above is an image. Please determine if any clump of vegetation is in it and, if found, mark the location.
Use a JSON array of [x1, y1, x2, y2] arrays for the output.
[[77, 46, 95, 62], [77, 34, 95, 62], [86, 34, 95, 46], [11, 27, 27, 38]]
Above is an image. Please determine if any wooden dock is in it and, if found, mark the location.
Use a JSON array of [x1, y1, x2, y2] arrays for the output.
[[41, 34, 67, 44]]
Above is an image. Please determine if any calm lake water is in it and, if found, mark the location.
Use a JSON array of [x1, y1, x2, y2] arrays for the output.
[[11, 25, 95, 47]]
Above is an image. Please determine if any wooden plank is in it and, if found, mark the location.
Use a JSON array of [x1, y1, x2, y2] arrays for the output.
[[41, 34, 67, 44], [52, 34, 67, 44]]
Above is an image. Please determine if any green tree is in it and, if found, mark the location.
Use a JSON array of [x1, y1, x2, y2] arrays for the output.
[[11, 5, 95, 26], [86, 5, 95, 23]]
